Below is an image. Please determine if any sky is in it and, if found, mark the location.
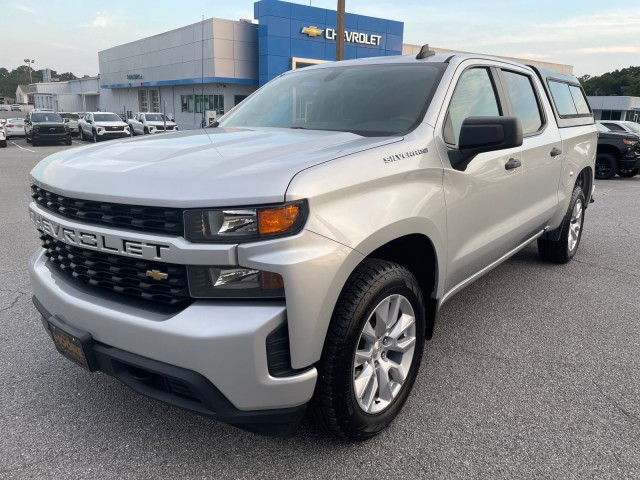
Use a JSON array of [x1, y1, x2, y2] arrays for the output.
[[2, 0, 639, 78]]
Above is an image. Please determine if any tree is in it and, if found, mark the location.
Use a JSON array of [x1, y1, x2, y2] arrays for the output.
[[580, 66, 640, 96]]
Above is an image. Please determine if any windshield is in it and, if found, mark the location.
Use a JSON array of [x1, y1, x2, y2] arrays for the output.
[[622, 122, 640, 134], [32, 113, 63, 122], [94, 113, 122, 122], [60, 113, 79, 120], [8, 118, 24, 125], [219, 63, 446, 136], [145, 113, 170, 122]]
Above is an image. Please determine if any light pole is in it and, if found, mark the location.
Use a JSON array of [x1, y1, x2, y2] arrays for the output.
[[336, 0, 345, 60], [24, 59, 35, 84]]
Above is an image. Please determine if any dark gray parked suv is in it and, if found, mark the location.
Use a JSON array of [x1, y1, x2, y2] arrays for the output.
[[25, 111, 72, 146]]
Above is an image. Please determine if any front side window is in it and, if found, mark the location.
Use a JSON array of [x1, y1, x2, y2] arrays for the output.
[[444, 68, 501, 144], [219, 63, 446, 136], [502, 70, 543, 135]]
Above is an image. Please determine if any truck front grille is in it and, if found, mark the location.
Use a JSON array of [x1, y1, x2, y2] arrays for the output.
[[31, 185, 184, 236], [41, 233, 192, 307]]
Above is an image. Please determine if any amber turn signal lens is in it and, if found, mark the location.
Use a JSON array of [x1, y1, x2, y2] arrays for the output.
[[258, 204, 301, 235], [261, 271, 285, 290]]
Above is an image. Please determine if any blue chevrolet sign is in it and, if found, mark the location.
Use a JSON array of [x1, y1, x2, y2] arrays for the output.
[[255, 0, 403, 85]]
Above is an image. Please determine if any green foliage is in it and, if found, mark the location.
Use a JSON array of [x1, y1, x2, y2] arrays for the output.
[[0, 65, 78, 100], [580, 66, 640, 96]]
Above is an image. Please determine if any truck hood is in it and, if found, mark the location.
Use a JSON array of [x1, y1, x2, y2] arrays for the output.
[[31, 127, 401, 207]]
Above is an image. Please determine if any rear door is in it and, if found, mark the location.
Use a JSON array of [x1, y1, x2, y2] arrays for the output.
[[496, 67, 563, 234]]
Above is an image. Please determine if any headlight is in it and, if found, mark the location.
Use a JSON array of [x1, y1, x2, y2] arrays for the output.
[[187, 266, 284, 298], [623, 138, 637, 146], [184, 200, 307, 242]]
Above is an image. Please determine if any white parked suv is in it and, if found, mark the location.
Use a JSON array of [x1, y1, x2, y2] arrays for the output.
[[29, 49, 597, 439], [78, 112, 130, 142], [128, 112, 178, 135]]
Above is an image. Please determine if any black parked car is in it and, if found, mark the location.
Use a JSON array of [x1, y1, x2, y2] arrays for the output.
[[25, 111, 72, 146], [595, 123, 640, 179]]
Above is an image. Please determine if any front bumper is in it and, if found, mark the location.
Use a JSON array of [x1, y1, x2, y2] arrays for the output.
[[29, 249, 317, 433], [32, 131, 69, 143], [620, 153, 640, 170]]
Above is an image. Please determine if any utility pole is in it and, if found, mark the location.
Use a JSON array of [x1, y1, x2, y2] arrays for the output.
[[336, 0, 345, 61]]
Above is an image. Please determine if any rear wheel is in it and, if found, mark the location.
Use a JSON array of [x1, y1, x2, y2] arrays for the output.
[[595, 153, 617, 180], [617, 168, 639, 178], [311, 259, 426, 440], [538, 185, 585, 264]]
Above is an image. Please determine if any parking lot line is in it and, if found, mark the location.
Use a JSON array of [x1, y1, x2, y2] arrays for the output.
[[12, 142, 35, 153]]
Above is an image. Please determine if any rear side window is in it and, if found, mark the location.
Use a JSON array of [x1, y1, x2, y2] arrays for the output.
[[548, 80, 591, 117], [502, 70, 543, 135], [444, 68, 501, 144], [569, 86, 590, 114]]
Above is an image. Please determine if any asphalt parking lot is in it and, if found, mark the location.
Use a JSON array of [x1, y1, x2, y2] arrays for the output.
[[1, 134, 639, 479]]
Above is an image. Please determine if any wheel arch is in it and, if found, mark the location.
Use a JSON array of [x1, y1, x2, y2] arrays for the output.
[[367, 233, 439, 339], [596, 145, 621, 160]]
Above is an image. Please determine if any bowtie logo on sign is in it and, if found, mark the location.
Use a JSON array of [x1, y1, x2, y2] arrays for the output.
[[301, 26, 382, 46]]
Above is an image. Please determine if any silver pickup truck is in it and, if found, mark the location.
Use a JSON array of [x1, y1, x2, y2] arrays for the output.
[[28, 48, 596, 440]]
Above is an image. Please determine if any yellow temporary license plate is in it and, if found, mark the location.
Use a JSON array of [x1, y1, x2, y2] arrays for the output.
[[48, 321, 91, 370]]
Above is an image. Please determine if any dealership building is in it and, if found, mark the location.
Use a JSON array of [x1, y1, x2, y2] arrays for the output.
[[32, 0, 575, 128]]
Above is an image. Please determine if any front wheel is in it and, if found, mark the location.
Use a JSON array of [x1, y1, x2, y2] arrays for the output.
[[595, 153, 617, 180], [538, 185, 585, 264], [92, 130, 98, 143], [617, 168, 639, 178], [310, 259, 426, 440]]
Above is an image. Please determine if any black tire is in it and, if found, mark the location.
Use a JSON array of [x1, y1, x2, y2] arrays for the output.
[[595, 153, 617, 180], [617, 168, 639, 178], [310, 259, 426, 441], [79, 128, 85, 141], [65, 137, 72, 146], [143, 127, 149, 135], [92, 130, 98, 143], [0, 140, 6, 148], [538, 185, 585, 264], [25, 134, 31, 143]]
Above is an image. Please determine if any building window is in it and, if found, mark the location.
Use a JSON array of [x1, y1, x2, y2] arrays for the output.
[[181, 95, 192, 112], [600, 110, 622, 120], [150, 90, 160, 112], [194, 95, 225, 114], [139, 90, 149, 112], [234, 95, 248, 106]]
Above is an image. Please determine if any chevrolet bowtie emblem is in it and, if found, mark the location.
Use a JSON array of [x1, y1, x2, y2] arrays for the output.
[[301, 26, 324, 37], [146, 270, 168, 281]]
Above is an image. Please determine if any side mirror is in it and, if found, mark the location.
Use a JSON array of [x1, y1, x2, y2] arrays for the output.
[[448, 116, 522, 171]]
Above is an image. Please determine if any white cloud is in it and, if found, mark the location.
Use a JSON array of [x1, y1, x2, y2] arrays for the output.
[[14, 5, 37, 14], [50, 42, 85, 52], [92, 16, 109, 28]]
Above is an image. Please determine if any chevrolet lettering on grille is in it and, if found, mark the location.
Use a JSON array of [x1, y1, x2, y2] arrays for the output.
[[29, 210, 170, 260]]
